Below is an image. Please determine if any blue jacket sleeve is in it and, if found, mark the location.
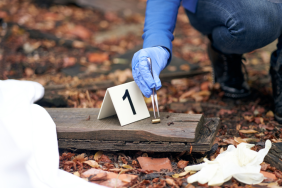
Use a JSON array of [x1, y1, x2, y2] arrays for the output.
[[142, 0, 181, 64]]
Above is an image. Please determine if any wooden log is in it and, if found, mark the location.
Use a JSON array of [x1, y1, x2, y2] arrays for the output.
[[46, 108, 220, 152], [264, 143, 282, 171]]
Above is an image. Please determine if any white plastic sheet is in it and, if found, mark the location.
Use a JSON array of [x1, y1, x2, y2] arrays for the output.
[[185, 140, 272, 186], [0, 80, 106, 188]]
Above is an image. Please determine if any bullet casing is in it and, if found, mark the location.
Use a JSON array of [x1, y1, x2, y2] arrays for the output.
[[152, 119, 161, 124]]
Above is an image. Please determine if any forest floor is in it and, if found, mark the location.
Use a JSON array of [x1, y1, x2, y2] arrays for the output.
[[0, 0, 281, 187]]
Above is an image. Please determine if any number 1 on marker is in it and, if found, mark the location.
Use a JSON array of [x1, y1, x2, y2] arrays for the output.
[[122, 89, 136, 115]]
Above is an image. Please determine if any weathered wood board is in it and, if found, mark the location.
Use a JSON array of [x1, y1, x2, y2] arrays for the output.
[[47, 108, 220, 152], [265, 143, 282, 171]]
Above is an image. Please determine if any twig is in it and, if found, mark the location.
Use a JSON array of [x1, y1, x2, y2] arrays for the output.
[[115, 170, 124, 188], [130, 180, 146, 188]]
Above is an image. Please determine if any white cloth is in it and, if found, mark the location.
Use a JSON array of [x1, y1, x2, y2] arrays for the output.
[[0, 80, 106, 188], [185, 140, 272, 186]]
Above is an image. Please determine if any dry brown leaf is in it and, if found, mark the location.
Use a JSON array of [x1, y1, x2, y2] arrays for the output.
[[98, 155, 112, 163], [260, 171, 277, 181], [236, 124, 241, 131], [142, 153, 148, 157], [220, 148, 225, 154], [223, 138, 237, 145], [261, 162, 270, 171], [200, 82, 211, 91], [25, 68, 34, 77], [172, 170, 190, 178], [63, 57, 76, 68], [179, 87, 200, 99], [94, 151, 103, 161], [239, 129, 257, 134], [234, 137, 247, 144], [254, 117, 264, 124], [190, 171, 197, 175], [122, 164, 133, 169], [89, 172, 108, 181], [165, 178, 178, 188], [271, 139, 282, 143], [266, 111, 274, 117], [185, 184, 195, 188], [218, 109, 233, 116], [73, 153, 86, 163], [67, 25, 91, 40], [259, 124, 275, 131], [177, 160, 189, 169], [88, 53, 109, 63], [243, 115, 254, 122], [73, 171, 80, 177], [109, 168, 121, 172], [195, 90, 211, 96], [83, 160, 99, 168]]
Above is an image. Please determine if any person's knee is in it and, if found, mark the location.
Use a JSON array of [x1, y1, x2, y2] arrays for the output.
[[212, 9, 280, 54]]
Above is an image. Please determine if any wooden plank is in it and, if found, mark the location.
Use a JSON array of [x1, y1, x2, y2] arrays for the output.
[[56, 117, 219, 152], [265, 143, 282, 171], [47, 108, 204, 142]]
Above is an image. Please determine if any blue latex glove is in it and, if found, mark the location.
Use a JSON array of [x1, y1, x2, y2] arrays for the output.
[[132, 46, 170, 98]]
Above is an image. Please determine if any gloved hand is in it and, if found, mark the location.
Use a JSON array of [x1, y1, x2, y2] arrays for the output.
[[184, 140, 272, 186], [132, 46, 170, 98]]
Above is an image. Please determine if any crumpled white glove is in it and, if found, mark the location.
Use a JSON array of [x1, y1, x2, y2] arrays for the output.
[[0, 80, 105, 188], [184, 140, 272, 186]]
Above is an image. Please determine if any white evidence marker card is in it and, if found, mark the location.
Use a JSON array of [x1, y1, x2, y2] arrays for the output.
[[97, 81, 150, 126]]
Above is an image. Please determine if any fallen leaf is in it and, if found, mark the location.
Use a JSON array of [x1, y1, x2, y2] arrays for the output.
[[254, 117, 264, 124], [67, 25, 91, 40], [260, 162, 270, 171], [122, 164, 133, 169], [98, 155, 112, 163], [185, 184, 195, 188], [219, 147, 225, 154], [243, 115, 254, 122], [278, 179, 282, 186], [73, 153, 86, 163], [63, 57, 76, 68], [223, 138, 237, 145], [137, 157, 172, 172], [266, 111, 274, 117], [218, 109, 233, 116], [239, 130, 257, 134], [88, 53, 109, 63], [236, 124, 241, 131], [165, 178, 178, 188], [109, 168, 121, 172], [81, 168, 138, 187], [25, 68, 34, 77], [234, 137, 247, 144], [83, 160, 99, 168], [73, 171, 80, 177], [245, 138, 260, 143], [172, 170, 190, 178], [260, 171, 277, 182], [177, 160, 189, 169], [274, 171, 282, 179], [142, 153, 148, 157], [179, 87, 200, 99], [89, 172, 107, 181], [200, 82, 211, 91], [94, 151, 103, 161], [259, 124, 275, 131], [190, 171, 197, 175]]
